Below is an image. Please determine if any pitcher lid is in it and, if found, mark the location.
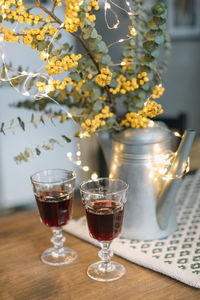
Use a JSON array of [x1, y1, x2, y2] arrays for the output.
[[113, 122, 172, 145]]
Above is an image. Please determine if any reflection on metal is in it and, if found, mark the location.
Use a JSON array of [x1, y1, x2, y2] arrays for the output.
[[99, 124, 195, 240]]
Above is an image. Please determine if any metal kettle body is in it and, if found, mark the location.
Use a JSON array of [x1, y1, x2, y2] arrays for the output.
[[99, 125, 195, 240]]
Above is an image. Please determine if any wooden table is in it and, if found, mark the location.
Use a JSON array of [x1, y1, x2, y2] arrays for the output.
[[1, 200, 200, 300]]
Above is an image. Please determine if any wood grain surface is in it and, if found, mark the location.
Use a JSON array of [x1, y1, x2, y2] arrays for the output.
[[1, 199, 200, 300]]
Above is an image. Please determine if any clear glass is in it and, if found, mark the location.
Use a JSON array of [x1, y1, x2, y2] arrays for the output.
[[31, 169, 77, 266], [80, 177, 128, 282]]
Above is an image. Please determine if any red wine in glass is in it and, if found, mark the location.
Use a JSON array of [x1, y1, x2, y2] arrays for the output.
[[86, 200, 124, 241], [35, 190, 72, 227]]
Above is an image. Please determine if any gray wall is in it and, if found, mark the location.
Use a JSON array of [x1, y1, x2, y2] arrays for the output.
[[161, 40, 200, 132]]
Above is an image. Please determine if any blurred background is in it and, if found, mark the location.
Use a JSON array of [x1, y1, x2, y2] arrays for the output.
[[0, 0, 199, 213]]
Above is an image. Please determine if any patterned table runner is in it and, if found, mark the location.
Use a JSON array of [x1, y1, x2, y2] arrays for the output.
[[63, 170, 200, 288]]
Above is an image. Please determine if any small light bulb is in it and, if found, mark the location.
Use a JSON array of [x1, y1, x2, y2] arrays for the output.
[[91, 172, 98, 180], [105, 2, 111, 9], [67, 152, 72, 158], [174, 131, 181, 137], [23, 91, 30, 96], [149, 121, 154, 127], [83, 166, 89, 172]]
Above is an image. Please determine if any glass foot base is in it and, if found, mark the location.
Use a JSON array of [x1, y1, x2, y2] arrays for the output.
[[41, 247, 77, 266], [87, 261, 125, 282]]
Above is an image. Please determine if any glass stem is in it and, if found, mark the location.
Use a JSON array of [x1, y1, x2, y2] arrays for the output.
[[98, 241, 113, 272], [51, 228, 66, 254]]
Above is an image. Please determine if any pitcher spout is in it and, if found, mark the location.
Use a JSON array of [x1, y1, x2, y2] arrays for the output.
[[157, 129, 196, 231]]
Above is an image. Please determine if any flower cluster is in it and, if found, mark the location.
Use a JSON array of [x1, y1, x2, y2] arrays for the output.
[[81, 105, 114, 136], [96, 67, 112, 87], [0, 0, 43, 25], [64, 0, 83, 33], [22, 25, 58, 46], [137, 72, 149, 85], [86, 0, 99, 22], [37, 77, 77, 93], [44, 53, 82, 76], [89, 0, 99, 11], [152, 85, 165, 99], [0, 26, 19, 42], [120, 113, 151, 128], [122, 58, 134, 71], [120, 100, 163, 128], [56, 0, 62, 7], [110, 75, 139, 95], [140, 100, 163, 118], [86, 12, 96, 22]]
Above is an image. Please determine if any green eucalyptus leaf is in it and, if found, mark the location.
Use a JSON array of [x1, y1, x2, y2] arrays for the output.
[[57, 90, 67, 101], [28, 77, 35, 90], [138, 66, 151, 73], [48, 43, 53, 53], [57, 33, 62, 40], [96, 41, 108, 53], [155, 35, 165, 44], [84, 18, 91, 26], [93, 86, 101, 100], [35, 147, 41, 156], [140, 54, 154, 63], [38, 41, 47, 51], [85, 81, 95, 91], [158, 23, 167, 30], [40, 114, 45, 124], [149, 61, 157, 69], [52, 49, 62, 56], [61, 135, 71, 143], [31, 113, 37, 128], [149, 29, 163, 36], [109, 78, 117, 88], [145, 32, 155, 41], [148, 18, 159, 30], [101, 54, 112, 65], [106, 116, 116, 126], [91, 28, 98, 38], [17, 117, 25, 131], [143, 41, 158, 53], [151, 48, 160, 57], [70, 72, 82, 82], [138, 90, 147, 99], [0, 122, 5, 135], [152, 2, 167, 16], [153, 16, 166, 26], [60, 114, 67, 123], [63, 43, 70, 50], [93, 100, 103, 112], [141, 82, 150, 91]]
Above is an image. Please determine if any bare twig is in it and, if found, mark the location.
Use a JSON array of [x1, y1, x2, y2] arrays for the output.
[[51, 0, 57, 13]]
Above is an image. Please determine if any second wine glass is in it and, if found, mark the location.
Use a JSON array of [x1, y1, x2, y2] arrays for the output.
[[31, 169, 77, 266], [80, 177, 128, 282]]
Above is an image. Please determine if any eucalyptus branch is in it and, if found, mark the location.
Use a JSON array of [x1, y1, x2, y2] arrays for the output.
[[51, 0, 57, 13], [0, 0, 170, 153], [37, 2, 115, 113]]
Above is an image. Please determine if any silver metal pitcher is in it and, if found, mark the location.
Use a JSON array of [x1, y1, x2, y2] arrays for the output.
[[98, 124, 195, 240]]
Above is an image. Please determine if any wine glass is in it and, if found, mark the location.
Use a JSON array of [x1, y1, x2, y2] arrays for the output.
[[30, 169, 77, 266], [80, 177, 128, 282]]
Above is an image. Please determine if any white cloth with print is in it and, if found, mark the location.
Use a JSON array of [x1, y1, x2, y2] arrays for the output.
[[63, 170, 200, 288]]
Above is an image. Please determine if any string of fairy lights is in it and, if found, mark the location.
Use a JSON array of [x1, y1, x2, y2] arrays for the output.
[[0, 0, 189, 181]]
